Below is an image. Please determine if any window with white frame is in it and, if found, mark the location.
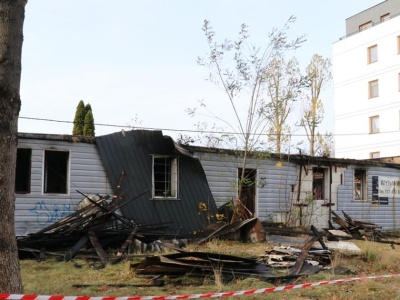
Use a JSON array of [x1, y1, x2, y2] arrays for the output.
[[354, 169, 366, 201], [44, 150, 69, 194], [369, 115, 379, 134], [368, 80, 379, 98], [152, 156, 178, 198], [367, 45, 377, 64]]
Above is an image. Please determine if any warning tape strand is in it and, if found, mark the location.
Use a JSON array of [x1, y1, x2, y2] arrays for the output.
[[1, 274, 399, 300]]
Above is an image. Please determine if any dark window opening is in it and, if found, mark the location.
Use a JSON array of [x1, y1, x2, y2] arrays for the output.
[[313, 167, 324, 200], [15, 148, 32, 194], [354, 169, 366, 200], [238, 168, 256, 215], [44, 150, 69, 194]]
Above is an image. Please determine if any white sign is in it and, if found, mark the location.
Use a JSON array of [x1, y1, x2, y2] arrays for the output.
[[378, 176, 400, 197]]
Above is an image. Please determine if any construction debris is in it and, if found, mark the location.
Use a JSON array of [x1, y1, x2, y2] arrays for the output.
[[17, 190, 177, 263], [330, 210, 383, 241]]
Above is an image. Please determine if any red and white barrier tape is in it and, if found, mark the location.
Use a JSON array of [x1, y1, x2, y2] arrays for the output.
[[1, 274, 399, 300]]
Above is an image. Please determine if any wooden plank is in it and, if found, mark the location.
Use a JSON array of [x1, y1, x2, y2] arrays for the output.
[[117, 228, 138, 257], [64, 234, 89, 262], [289, 236, 317, 276], [88, 230, 108, 265]]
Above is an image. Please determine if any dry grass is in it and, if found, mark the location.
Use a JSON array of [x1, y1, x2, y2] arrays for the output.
[[19, 239, 400, 300]]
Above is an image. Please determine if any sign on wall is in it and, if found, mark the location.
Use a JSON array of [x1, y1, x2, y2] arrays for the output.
[[372, 176, 392, 205], [377, 176, 400, 197]]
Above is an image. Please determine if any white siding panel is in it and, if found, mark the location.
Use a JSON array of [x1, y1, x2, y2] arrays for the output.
[[15, 138, 112, 236], [193, 151, 298, 221]]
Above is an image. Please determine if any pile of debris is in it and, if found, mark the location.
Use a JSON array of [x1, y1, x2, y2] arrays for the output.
[[131, 224, 361, 284], [329, 211, 383, 241], [17, 190, 174, 264]]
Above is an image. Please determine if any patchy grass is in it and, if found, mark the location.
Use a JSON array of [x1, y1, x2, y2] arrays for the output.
[[20, 239, 400, 299]]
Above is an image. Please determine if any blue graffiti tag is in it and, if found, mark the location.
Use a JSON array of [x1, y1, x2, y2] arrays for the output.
[[29, 201, 73, 225]]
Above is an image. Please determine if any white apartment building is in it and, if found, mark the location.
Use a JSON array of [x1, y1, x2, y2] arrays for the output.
[[333, 0, 400, 159]]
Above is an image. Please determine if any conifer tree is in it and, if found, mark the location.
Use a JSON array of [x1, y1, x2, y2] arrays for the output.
[[83, 109, 95, 137], [84, 103, 92, 117], [72, 100, 85, 135]]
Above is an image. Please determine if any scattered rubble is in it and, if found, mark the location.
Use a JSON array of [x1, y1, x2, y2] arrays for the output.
[[17, 204, 400, 287]]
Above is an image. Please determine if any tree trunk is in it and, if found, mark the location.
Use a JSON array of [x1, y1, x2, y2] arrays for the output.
[[0, 0, 26, 293]]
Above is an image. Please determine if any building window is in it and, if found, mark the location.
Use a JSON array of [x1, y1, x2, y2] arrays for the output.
[[370, 152, 380, 159], [398, 36, 400, 54], [381, 13, 390, 22], [359, 21, 372, 31], [15, 148, 32, 194], [368, 80, 379, 98], [354, 169, 366, 201], [369, 115, 379, 134], [367, 45, 377, 64], [397, 73, 400, 91], [152, 156, 178, 198], [313, 167, 325, 200], [44, 150, 69, 194]]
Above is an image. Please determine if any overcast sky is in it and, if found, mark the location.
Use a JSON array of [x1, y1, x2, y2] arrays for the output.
[[19, 0, 383, 141]]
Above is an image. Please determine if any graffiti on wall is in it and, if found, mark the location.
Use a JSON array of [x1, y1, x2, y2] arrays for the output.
[[29, 201, 73, 225]]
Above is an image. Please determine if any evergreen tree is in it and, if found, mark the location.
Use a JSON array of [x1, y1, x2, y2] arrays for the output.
[[83, 109, 95, 137], [72, 100, 85, 135], [84, 103, 92, 117]]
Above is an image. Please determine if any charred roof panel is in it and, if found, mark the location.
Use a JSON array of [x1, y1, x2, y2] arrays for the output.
[[95, 130, 217, 236]]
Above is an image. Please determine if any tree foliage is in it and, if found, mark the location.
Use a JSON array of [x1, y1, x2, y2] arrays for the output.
[[72, 100, 85, 135], [189, 17, 305, 214], [262, 55, 305, 153], [300, 54, 332, 156], [83, 109, 95, 137], [72, 100, 95, 137]]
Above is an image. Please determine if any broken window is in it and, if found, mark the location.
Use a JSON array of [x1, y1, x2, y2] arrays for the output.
[[354, 169, 366, 201], [153, 156, 178, 198], [238, 168, 256, 215], [15, 148, 32, 194], [312, 167, 325, 200], [44, 150, 69, 194]]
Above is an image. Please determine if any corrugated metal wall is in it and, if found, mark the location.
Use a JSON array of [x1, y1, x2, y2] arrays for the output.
[[15, 137, 111, 236], [192, 151, 298, 222], [95, 130, 218, 236]]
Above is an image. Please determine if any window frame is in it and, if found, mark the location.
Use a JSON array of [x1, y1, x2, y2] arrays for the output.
[[398, 73, 400, 91], [152, 155, 179, 199], [354, 169, 367, 201], [398, 36, 400, 54], [367, 45, 377, 64], [359, 21, 372, 32], [312, 167, 326, 200], [15, 148, 32, 194], [380, 13, 390, 22], [369, 115, 380, 134], [368, 79, 379, 98], [370, 152, 380, 159], [43, 149, 70, 194]]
